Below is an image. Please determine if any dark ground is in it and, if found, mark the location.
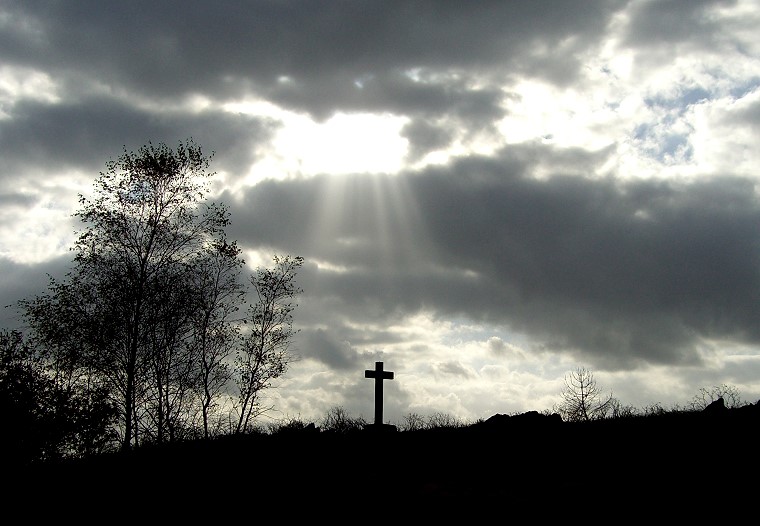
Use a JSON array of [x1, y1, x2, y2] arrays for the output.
[[8, 406, 759, 520]]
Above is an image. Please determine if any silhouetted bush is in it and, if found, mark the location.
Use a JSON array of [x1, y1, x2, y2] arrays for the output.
[[319, 406, 367, 433], [1, 330, 118, 466]]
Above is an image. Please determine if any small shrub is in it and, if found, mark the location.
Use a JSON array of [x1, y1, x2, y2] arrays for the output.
[[320, 406, 366, 433]]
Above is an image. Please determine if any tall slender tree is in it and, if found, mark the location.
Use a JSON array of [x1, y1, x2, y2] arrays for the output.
[[190, 239, 245, 439], [22, 140, 230, 451], [234, 255, 303, 434]]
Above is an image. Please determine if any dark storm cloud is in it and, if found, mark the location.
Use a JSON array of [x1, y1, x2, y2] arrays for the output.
[[622, 0, 739, 51], [298, 329, 357, 370], [418, 167, 760, 370], [296, 325, 404, 371], [721, 96, 760, 129], [415, 153, 760, 368], [267, 69, 509, 128], [225, 143, 760, 370], [435, 361, 476, 380], [0, 95, 277, 179], [0, 191, 36, 209], [1, 0, 624, 115], [401, 119, 453, 161]]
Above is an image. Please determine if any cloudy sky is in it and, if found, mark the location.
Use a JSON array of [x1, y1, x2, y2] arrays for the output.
[[2, 0, 760, 426]]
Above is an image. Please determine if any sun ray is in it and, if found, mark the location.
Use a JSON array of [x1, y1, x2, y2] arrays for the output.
[[306, 170, 437, 278]]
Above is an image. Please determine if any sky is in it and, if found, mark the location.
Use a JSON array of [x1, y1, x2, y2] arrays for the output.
[[2, 0, 760, 427]]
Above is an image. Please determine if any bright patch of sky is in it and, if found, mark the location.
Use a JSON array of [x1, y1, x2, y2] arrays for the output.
[[225, 100, 409, 184], [0, 66, 60, 117], [0, 197, 74, 263], [0, 170, 92, 264]]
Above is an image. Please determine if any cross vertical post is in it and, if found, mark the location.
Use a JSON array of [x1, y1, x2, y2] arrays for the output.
[[365, 361, 394, 425]]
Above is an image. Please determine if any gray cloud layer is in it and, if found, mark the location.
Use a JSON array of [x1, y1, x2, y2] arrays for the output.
[[223, 143, 760, 370]]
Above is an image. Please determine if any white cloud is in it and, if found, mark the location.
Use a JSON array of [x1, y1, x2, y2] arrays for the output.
[[0, 65, 59, 117]]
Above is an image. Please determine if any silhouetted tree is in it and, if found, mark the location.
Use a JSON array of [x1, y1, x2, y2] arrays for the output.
[[190, 240, 245, 439], [690, 384, 745, 410], [24, 141, 229, 449], [555, 366, 613, 422], [233, 255, 303, 434], [20, 141, 305, 449]]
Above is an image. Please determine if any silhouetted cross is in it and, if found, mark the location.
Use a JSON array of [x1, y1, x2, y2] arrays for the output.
[[365, 361, 394, 425]]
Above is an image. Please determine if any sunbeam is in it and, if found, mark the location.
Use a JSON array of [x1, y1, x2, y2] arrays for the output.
[[306, 171, 437, 276]]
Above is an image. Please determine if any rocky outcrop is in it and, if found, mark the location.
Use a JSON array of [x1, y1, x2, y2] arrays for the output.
[[703, 396, 726, 414], [478, 410, 563, 430]]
